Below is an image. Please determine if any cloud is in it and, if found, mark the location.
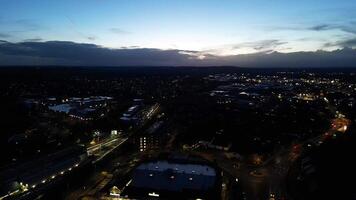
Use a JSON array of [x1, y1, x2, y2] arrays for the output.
[[110, 28, 130, 35], [200, 40, 288, 56], [0, 40, 356, 67], [308, 24, 332, 31], [339, 26, 356, 35], [233, 40, 287, 51], [326, 38, 356, 48], [87, 36, 97, 41], [23, 38, 43, 42], [338, 38, 356, 47], [0, 33, 11, 38], [199, 48, 356, 68], [307, 23, 356, 35], [269, 22, 356, 35], [0, 40, 196, 66]]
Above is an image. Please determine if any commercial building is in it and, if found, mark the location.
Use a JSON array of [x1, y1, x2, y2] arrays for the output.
[[119, 159, 220, 200]]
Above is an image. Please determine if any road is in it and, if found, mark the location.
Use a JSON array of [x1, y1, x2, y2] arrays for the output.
[[65, 103, 162, 200], [189, 102, 350, 200], [260, 98, 351, 200], [64, 150, 140, 200], [87, 136, 128, 163]]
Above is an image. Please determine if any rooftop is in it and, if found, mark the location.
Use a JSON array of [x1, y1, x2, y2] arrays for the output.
[[128, 160, 217, 193]]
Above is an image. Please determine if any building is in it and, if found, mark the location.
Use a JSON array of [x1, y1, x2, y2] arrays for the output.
[[119, 159, 221, 200], [138, 121, 164, 152]]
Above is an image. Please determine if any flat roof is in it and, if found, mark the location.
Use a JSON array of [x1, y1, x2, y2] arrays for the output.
[[136, 161, 216, 176], [129, 160, 217, 192]]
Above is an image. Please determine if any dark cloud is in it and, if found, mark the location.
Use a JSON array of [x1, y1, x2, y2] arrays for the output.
[[331, 38, 356, 48], [200, 48, 356, 68], [0, 40, 356, 67], [269, 22, 356, 35], [87, 36, 97, 41], [307, 23, 356, 35], [339, 26, 356, 35], [0, 40, 195, 66], [0, 33, 11, 38], [233, 40, 287, 51], [23, 38, 43, 42], [110, 28, 130, 35], [308, 24, 332, 31]]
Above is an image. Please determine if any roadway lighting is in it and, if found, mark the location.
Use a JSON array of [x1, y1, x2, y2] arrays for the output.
[[109, 192, 120, 197], [74, 163, 79, 167], [343, 125, 348, 132], [125, 179, 132, 187], [31, 185, 36, 189], [68, 167, 72, 171], [60, 171, 64, 175], [51, 175, 56, 179], [269, 193, 276, 200], [41, 180, 46, 184], [148, 192, 159, 197]]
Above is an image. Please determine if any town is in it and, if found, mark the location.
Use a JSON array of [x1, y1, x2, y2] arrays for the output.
[[0, 67, 355, 200]]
